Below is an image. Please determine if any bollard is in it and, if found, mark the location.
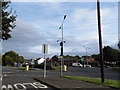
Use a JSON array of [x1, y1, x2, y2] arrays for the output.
[[26, 65, 29, 71], [64, 65, 67, 72]]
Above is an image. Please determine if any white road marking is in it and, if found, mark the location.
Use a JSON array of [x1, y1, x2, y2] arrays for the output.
[[14, 83, 27, 90], [23, 83, 38, 88], [1, 82, 48, 90], [0, 76, 2, 81], [3, 72, 13, 74]]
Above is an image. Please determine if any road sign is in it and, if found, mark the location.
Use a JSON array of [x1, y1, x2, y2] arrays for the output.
[[42, 44, 48, 54], [81, 58, 86, 61]]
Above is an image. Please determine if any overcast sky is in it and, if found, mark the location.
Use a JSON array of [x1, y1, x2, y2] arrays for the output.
[[2, 0, 118, 59]]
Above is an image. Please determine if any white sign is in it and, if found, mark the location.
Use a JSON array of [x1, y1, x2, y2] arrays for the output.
[[1, 82, 48, 90], [38, 58, 45, 64]]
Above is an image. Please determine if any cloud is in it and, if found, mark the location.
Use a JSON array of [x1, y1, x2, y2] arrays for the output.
[[2, 2, 118, 59], [11, 0, 119, 2]]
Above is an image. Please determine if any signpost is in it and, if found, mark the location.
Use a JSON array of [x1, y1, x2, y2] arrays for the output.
[[42, 44, 48, 78]]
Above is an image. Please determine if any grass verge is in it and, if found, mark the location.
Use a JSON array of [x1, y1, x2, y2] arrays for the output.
[[17, 67, 26, 70], [52, 66, 60, 70], [61, 75, 120, 88], [17, 67, 33, 70]]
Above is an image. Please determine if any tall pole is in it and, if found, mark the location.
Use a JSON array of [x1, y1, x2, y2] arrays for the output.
[[59, 15, 66, 76], [42, 44, 48, 78], [97, 0, 104, 83], [83, 46, 90, 66], [43, 53, 46, 78], [86, 47, 88, 66]]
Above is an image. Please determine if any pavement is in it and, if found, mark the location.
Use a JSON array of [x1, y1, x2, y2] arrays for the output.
[[35, 76, 118, 90]]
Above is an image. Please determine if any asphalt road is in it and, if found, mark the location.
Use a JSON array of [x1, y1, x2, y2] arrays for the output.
[[65, 67, 119, 80], [2, 66, 120, 80], [2, 67, 57, 90], [1, 66, 119, 90]]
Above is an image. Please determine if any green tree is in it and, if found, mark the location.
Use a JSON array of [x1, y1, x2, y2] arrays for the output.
[[75, 55, 80, 59], [5, 56, 14, 66], [103, 46, 119, 62], [0, 0, 17, 40], [91, 54, 100, 61], [18, 56, 25, 63], [2, 51, 21, 65]]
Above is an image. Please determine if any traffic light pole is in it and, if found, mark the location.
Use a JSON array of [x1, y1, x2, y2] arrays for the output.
[[58, 15, 66, 76]]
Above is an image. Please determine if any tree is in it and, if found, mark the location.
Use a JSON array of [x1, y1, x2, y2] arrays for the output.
[[18, 56, 25, 63], [2, 51, 25, 66], [103, 46, 119, 62], [0, 0, 17, 40], [91, 46, 120, 66], [5, 56, 14, 66]]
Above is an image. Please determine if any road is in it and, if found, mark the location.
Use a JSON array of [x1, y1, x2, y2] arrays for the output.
[[1, 66, 119, 89], [2, 67, 57, 90], [65, 67, 119, 80]]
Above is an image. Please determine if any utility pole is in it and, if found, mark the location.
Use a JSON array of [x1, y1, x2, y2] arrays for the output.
[[97, 0, 105, 83], [57, 15, 66, 76]]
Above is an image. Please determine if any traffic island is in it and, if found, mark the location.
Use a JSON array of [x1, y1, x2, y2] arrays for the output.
[[34, 76, 115, 90]]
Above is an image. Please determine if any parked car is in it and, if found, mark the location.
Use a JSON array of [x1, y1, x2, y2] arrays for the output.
[[72, 63, 83, 67], [84, 64, 92, 68]]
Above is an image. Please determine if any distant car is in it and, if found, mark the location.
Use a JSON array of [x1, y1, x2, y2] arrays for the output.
[[72, 63, 83, 67], [84, 64, 92, 68], [104, 65, 110, 68], [98, 65, 110, 68]]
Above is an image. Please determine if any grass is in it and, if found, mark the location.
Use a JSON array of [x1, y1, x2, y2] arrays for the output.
[[61, 75, 120, 88], [17, 67, 33, 70], [52, 66, 73, 70], [17, 67, 26, 70], [52, 66, 60, 70]]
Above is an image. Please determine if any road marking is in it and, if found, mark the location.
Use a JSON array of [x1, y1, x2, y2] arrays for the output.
[[2, 74, 42, 77], [14, 83, 27, 90], [23, 83, 38, 89], [3, 72, 13, 74], [0, 76, 2, 81], [8, 85, 14, 90], [1, 82, 48, 90], [33, 82, 48, 88]]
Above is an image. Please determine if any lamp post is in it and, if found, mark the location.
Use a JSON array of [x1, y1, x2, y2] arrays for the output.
[[57, 15, 66, 76], [83, 46, 90, 66]]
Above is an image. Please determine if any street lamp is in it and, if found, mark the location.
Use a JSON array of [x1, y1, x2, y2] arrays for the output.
[[57, 15, 66, 76], [83, 46, 90, 66]]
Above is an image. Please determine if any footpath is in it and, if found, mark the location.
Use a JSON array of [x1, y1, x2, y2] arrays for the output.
[[35, 76, 118, 90]]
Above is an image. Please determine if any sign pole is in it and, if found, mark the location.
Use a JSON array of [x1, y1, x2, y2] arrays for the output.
[[44, 53, 46, 78], [42, 44, 48, 78]]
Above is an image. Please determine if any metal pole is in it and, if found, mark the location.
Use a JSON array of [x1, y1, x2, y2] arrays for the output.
[[86, 47, 88, 66], [60, 20, 64, 76], [97, 0, 104, 83], [44, 53, 46, 78], [60, 15, 66, 76]]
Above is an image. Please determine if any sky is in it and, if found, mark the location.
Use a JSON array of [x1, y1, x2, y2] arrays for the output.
[[2, 0, 118, 59]]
